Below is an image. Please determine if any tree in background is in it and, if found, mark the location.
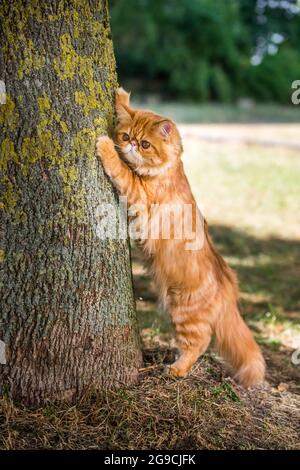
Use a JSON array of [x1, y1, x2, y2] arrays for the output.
[[0, 0, 141, 406], [110, 0, 300, 103], [241, 0, 300, 102]]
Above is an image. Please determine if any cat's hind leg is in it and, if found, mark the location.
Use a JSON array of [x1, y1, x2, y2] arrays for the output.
[[167, 314, 212, 378]]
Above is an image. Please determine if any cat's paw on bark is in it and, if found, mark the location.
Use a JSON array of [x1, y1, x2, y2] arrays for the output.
[[96, 135, 115, 160]]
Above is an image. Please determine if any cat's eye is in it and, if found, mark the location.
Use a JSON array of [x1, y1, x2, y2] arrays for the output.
[[122, 133, 130, 141], [141, 140, 150, 149]]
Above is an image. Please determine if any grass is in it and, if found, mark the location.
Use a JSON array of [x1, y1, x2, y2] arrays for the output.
[[1, 120, 300, 450], [1, 359, 299, 450], [182, 136, 300, 238]]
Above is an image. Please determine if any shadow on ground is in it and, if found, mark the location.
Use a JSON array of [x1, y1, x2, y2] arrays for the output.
[[209, 225, 300, 323]]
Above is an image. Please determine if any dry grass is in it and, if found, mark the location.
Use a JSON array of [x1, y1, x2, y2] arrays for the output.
[[1, 351, 299, 450]]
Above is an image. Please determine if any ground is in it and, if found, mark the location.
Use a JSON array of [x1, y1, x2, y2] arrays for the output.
[[1, 109, 300, 449]]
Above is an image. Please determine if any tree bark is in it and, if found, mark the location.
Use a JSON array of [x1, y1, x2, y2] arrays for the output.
[[0, 0, 142, 406]]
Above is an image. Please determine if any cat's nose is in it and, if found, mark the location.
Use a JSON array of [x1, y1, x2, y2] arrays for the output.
[[131, 139, 138, 148]]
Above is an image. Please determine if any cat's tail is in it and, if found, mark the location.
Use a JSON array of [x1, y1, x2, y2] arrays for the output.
[[214, 301, 265, 387]]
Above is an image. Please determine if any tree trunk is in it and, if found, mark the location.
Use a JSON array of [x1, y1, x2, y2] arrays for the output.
[[0, 0, 142, 406]]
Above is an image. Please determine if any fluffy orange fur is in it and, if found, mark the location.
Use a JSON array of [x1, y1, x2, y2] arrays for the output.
[[96, 88, 265, 387]]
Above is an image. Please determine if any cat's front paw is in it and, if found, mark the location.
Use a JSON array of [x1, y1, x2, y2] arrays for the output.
[[96, 135, 115, 160]]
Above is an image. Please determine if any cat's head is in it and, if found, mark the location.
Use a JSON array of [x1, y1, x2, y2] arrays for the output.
[[114, 88, 183, 176]]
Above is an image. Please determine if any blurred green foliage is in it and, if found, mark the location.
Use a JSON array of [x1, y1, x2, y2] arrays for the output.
[[110, 0, 300, 103]]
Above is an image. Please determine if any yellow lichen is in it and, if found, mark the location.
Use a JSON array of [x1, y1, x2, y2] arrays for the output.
[[58, 186, 86, 219], [75, 90, 98, 116], [74, 90, 87, 107], [37, 95, 51, 112], [93, 116, 107, 134], [49, 1, 100, 40], [0, 96, 19, 131], [17, 39, 45, 79], [0, 178, 19, 213], [19, 93, 68, 166], [0, 175, 27, 222], [72, 128, 97, 158], [0, 250, 5, 263], [60, 121, 68, 133], [20, 137, 40, 164], [59, 165, 79, 187], [53, 28, 114, 121], [0, 138, 19, 171], [53, 33, 80, 81], [0, 0, 43, 58]]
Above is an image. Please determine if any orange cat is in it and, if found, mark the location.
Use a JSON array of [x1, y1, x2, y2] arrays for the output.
[[96, 88, 265, 387]]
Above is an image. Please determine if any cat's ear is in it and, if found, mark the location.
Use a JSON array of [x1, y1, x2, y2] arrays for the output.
[[115, 87, 135, 122], [156, 120, 173, 138], [116, 87, 130, 107], [116, 104, 132, 122]]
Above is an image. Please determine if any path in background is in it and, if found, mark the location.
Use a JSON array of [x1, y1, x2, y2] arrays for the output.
[[133, 101, 300, 124], [179, 123, 300, 150]]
